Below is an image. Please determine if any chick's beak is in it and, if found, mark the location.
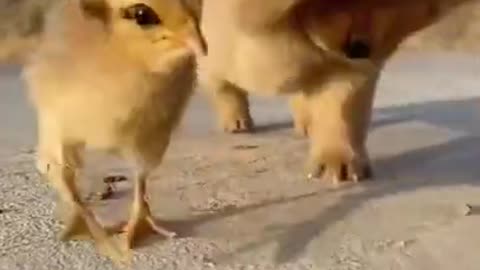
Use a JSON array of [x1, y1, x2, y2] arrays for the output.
[[180, 20, 207, 57]]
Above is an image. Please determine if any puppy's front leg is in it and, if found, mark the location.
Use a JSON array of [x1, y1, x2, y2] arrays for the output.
[[305, 74, 377, 185], [289, 93, 311, 137], [200, 75, 253, 133]]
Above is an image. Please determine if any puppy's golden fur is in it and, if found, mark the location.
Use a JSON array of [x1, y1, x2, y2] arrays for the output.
[[197, 0, 472, 184], [23, 0, 205, 263]]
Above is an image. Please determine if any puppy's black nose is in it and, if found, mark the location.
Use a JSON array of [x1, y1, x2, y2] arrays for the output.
[[343, 40, 371, 59]]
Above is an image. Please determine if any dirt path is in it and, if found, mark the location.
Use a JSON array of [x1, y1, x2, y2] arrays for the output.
[[1, 52, 480, 270]]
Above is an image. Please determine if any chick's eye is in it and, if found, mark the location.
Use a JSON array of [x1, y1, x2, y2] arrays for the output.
[[122, 3, 161, 26]]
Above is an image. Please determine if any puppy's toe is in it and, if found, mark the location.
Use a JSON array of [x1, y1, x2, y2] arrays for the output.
[[306, 150, 372, 187], [222, 116, 254, 133]]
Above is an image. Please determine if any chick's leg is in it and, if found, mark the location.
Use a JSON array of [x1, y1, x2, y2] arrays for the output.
[[46, 142, 126, 262], [124, 169, 176, 248]]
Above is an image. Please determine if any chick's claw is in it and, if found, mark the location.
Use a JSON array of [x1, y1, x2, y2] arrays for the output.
[[122, 201, 176, 248], [59, 204, 130, 264]]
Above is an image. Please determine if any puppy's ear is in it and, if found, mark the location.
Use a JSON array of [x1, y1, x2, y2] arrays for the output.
[[79, 0, 111, 24]]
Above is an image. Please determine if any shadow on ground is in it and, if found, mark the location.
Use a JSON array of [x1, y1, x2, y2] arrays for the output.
[[161, 96, 480, 265]]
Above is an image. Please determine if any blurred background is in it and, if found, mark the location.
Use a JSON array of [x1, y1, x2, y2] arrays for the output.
[[0, 0, 479, 62], [403, 0, 480, 51]]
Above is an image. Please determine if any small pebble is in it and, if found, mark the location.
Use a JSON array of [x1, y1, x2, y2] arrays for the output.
[[255, 168, 268, 174], [100, 185, 114, 200], [103, 175, 128, 183], [204, 261, 216, 268], [394, 241, 406, 249], [394, 239, 415, 249], [462, 204, 472, 216], [233, 145, 259, 150], [242, 265, 255, 270]]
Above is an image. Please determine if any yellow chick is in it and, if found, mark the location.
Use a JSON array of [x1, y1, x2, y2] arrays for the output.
[[22, 0, 206, 263]]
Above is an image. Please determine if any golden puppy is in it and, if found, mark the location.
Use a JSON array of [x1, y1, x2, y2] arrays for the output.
[[23, 0, 205, 263], [197, 0, 471, 185]]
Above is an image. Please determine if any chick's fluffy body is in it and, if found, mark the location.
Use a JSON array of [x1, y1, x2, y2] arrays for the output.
[[22, 0, 201, 262], [25, 0, 196, 162]]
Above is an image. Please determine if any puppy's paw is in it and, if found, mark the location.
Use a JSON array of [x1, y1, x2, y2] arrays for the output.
[[289, 94, 310, 138], [306, 147, 372, 186], [292, 116, 310, 137], [220, 113, 254, 133]]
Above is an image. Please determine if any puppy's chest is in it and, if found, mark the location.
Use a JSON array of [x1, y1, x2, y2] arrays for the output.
[[227, 31, 323, 94]]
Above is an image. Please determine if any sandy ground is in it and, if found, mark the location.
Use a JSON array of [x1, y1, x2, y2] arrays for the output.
[[2, 51, 480, 269]]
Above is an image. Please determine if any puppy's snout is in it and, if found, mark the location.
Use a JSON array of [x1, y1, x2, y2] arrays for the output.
[[343, 39, 371, 59]]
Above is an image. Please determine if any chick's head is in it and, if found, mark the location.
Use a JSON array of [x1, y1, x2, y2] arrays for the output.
[[80, 0, 206, 70]]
